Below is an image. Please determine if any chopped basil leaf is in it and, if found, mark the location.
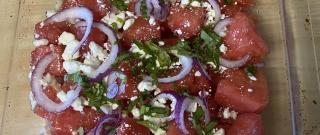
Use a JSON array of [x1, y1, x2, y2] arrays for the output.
[[140, 0, 149, 19], [246, 64, 256, 76], [205, 120, 218, 134], [110, 0, 128, 11], [111, 22, 118, 30], [64, 72, 119, 110], [137, 120, 159, 131]]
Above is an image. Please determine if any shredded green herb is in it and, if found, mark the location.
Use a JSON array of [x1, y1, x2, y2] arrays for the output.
[[137, 120, 160, 131], [110, 0, 128, 11], [64, 72, 119, 110], [246, 64, 256, 76], [140, 0, 149, 19], [224, 0, 234, 5]]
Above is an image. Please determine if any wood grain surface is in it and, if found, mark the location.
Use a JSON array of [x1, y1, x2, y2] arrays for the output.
[[0, 0, 319, 135]]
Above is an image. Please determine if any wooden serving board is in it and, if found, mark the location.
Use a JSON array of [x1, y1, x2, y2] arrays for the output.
[[0, 0, 319, 135]]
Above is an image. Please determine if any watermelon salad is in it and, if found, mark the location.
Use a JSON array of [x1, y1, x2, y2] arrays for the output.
[[29, 0, 269, 134]]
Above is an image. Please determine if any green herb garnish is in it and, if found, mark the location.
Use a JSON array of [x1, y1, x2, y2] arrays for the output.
[[137, 120, 159, 130], [246, 64, 256, 76], [140, 0, 149, 19], [224, 0, 234, 5], [110, 0, 128, 11]]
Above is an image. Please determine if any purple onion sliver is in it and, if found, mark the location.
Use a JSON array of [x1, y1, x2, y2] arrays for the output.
[[93, 113, 121, 135], [106, 82, 119, 99], [89, 69, 112, 82], [174, 97, 191, 134], [135, 0, 143, 16], [193, 58, 212, 81], [208, 0, 221, 23], [45, 7, 93, 56], [31, 53, 81, 112], [219, 54, 251, 68], [118, 83, 126, 94], [214, 18, 233, 37]]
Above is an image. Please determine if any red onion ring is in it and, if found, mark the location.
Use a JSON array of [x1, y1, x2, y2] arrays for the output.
[[152, 91, 182, 121], [208, 0, 221, 23], [75, 22, 119, 80], [219, 54, 251, 68], [135, 0, 143, 16], [193, 58, 212, 81], [44, 7, 93, 55], [31, 53, 81, 112], [93, 113, 122, 135], [175, 97, 210, 134], [214, 18, 233, 37]]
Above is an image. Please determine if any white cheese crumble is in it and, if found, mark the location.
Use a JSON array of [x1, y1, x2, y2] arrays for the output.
[[33, 39, 49, 47], [57, 91, 84, 112], [58, 32, 75, 45], [190, 1, 201, 7], [131, 107, 141, 119], [158, 41, 165, 46], [123, 18, 135, 30], [137, 80, 157, 92], [175, 29, 183, 35], [151, 128, 166, 135], [29, 91, 37, 111], [212, 128, 225, 135], [83, 53, 101, 68], [187, 101, 198, 112], [62, 40, 80, 60], [89, 41, 108, 61], [149, 16, 156, 26], [248, 88, 253, 93], [46, 10, 57, 18], [63, 60, 81, 74], [194, 71, 201, 77], [180, 0, 190, 5], [248, 74, 257, 81], [222, 107, 237, 119], [143, 115, 167, 125], [101, 12, 126, 29], [100, 104, 112, 114], [80, 64, 96, 77], [202, 2, 216, 25], [219, 44, 228, 54]]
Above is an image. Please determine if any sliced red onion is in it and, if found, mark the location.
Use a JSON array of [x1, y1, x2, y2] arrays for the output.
[[208, 0, 221, 23], [149, 0, 161, 18], [214, 18, 233, 37], [145, 55, 192, 83], [135, 0, 143, 16], [93, 113, 122, 135], [31, 53, 81, 112], [152, 91, 182, 121], [106, 71, 127, 98], [44, 7, 93, 55], [175, 97, 210, 134], [219, 54, 251, 68], [89, 69, 112, 82], [193, 58, 212, 81]]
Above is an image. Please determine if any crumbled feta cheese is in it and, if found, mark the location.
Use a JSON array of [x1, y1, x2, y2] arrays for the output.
[[57, 91, 84, 112], [33, 39, 49, 47], [158, 41, 165, 46], [190, 1, 201, 7], [202, 2, 216, 25], [63, 60, 81, 74], [137, 80, 157, 92], [194, 71, 201, 77], [248, 88, 253, 93], [58, 32, 75, 45], [83, 53, 101, 68], [180, 0, 190, 5], [219, 44, 228, 54], [149, 16, 156, 26], [100, 104, 112, 114], [130, 96, 138, 101], [29, 91, 37, 111], [219, 66, 228, 73], [222, 107, 237, 119], [154, 88, 161, 95], [123, 18, 135, 30], [131, 107, 141, 119], [151, 128, 166, 135], [187, 101, 198, 112], [80, 64, 96, 77], [89, 42, 108, 61], [126, 11, 135, 17], [248, 74, 257, 81], [221, 14, 226, 20], [39, 73, 52, 87], [101, 12, 126, 29], [130, 43, 146, 57], [143, 115, 167, 125], [46, 10, 57, 18], [176, 29, 182, 35], [152, 100, 166, 108], [62, 40, 80, 60], [213, 128, 225, 135]]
